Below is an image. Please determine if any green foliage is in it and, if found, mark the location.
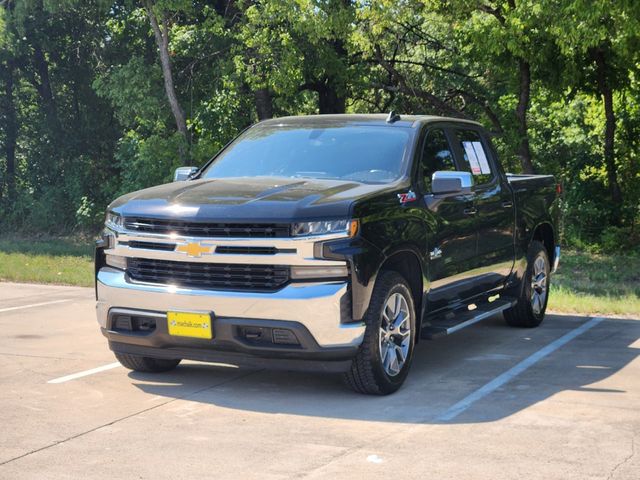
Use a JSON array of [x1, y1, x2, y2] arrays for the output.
[[549, 249, 640, 315], [115, 131, 186, 193], [93, 57, 167, 129], [0, 236, 94, 286], [0, 0, 639, 245]]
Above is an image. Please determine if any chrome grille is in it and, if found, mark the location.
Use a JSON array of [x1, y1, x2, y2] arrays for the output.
[[127, 258, 290, 292], [124, 218, 290, 238]]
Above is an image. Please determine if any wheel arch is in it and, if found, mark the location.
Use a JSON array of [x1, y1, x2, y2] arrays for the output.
[[377, 249, 425, 342], [531, 221, 555, 266]]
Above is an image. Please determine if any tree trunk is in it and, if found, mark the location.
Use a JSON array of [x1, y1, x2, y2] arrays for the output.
[[318, 35, 347, 114], [31, 43, 62, 139], [254, 88, 273, 120], [3, 58, 17, 201], [593, 47, 623, 215], [144, 0, 189, 164], [515, 59, 534, 173], [318, 80, 346, 114], [21, 0, 61, 139]]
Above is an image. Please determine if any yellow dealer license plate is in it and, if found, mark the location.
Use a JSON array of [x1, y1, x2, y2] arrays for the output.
[[167, 312, 213, 339]]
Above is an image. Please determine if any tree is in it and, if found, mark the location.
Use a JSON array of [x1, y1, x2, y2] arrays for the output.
[[0, 0, 638, 249], [427, 0, 558, 174], [354, 2, 463, 114], [544, 0, 640, 216], [1, 2, 17, 203], [1, 56, 17, 202], [233, 0, 356, 116], [143, 0, 190, 163]]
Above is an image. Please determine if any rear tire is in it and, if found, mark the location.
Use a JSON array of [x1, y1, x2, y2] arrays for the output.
[[504, 240, 550, 328], [343, 271, 416, 395], [114, 352, 181, 373]]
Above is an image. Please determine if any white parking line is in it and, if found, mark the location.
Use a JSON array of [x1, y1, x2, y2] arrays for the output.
[[0, 299, 73, 313], [438, 316, 605, 421], [48, 362, 122, 384]]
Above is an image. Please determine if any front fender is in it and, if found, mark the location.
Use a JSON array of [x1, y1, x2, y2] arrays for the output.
[[350, 209, 429, 320]]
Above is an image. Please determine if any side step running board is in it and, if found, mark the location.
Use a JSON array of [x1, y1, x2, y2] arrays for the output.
[[421, 297, 517, 340]]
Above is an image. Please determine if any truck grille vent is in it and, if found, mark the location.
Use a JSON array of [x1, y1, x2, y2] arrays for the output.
[[124, 218, 291, 238], [126, 258, 290, 292], [215, 246, 296, 255], [126, 241, 177, 251]]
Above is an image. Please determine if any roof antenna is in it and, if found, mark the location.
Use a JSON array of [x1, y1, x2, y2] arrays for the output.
[[386, 110, 401, 123]]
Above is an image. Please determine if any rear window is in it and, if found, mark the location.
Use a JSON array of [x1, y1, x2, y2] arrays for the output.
[[201, 125, 411, 184], [453, 129, 494, 185]]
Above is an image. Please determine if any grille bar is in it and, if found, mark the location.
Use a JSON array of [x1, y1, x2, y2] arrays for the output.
[[126, 241, 177, 251], [127, 258, 290, 292], [214, 246, 296, 255], [124, 218, 291, 238]]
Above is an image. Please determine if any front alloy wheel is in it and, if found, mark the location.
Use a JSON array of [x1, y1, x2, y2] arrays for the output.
[[379, 293, 412, 377], [343, 271, 416, 395]]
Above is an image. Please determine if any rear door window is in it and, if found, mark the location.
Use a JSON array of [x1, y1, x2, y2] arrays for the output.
[[452, 129, 494, 185]]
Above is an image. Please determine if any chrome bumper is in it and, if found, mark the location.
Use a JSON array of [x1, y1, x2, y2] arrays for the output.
[[96, 268, 365, 348]]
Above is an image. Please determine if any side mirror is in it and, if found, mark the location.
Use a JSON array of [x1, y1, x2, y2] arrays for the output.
[[431, 171, 473, 195], [174, 166, 198, 182]]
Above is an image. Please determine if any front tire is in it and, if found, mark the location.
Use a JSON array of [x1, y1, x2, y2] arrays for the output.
[[504, 240, 550, 328], [114, 352, 181, 373], [343, 271, 416, 395]]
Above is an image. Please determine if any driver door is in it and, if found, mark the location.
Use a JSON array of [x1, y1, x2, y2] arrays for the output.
[[418, 127, 479, 312]]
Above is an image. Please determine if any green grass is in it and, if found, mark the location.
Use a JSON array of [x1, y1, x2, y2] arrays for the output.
[[549, 250, 640, 316], [0, 237, 94, 287], [0, 237, 638, 316]]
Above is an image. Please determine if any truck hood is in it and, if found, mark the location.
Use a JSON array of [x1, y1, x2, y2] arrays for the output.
[[109, 177, 394, 222]]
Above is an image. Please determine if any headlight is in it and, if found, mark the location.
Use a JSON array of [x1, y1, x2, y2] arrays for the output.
[[292, 219, 358, 237], [105, 212, 124, 230]]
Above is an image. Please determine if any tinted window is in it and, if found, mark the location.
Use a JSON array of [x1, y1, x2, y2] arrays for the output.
[[421, 128, 456, 190], [201, 125, 411, 184], [453, 129, 493, 185]]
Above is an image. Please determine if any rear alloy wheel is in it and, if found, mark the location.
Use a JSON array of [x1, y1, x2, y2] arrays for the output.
[[504, 240, 550, 328], [343, 271, 416, 395], [530, 254, 548, 316]]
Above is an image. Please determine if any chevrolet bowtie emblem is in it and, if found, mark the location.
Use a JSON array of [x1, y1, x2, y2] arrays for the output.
[[175, 242, 214, 258]]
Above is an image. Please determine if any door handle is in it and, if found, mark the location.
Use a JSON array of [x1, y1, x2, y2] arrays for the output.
[[463, 207, 478, 215], [502, 201, 514, 208]]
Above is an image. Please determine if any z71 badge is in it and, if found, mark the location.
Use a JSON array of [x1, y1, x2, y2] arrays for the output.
[[397, 191, 417, 204]]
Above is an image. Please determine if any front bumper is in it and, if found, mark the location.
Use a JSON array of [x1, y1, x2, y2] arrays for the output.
[[96, 268, 365, 370]]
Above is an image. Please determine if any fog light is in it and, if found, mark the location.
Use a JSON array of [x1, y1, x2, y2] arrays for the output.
[[105, 254, 127, 270], [290, 265, 348, 279]]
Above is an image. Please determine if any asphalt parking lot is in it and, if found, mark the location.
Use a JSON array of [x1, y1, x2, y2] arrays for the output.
[[1, 282, 638, 479]]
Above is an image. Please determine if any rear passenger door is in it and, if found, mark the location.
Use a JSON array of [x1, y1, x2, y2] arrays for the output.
[[450, 128, 515, 293]]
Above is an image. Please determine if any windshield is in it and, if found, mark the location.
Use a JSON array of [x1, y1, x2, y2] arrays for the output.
[[201, 124, 411, 184]]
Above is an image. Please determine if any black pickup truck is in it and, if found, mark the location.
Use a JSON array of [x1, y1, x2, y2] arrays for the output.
[[95, 114, 560, 394]]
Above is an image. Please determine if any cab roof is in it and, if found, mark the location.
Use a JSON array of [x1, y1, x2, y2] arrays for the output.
[[258, 113, 482, 129]]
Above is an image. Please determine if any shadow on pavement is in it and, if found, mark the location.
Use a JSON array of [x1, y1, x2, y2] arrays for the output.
[[129, 313, 639, 424]]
